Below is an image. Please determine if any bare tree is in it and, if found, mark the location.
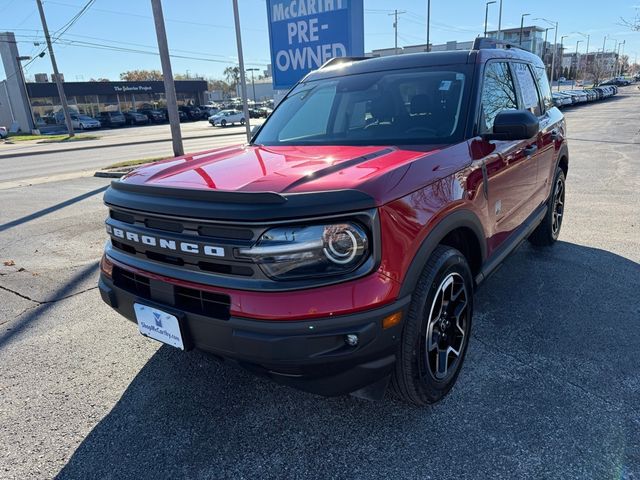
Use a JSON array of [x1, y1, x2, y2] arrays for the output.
[[620, 8, 640, 30]]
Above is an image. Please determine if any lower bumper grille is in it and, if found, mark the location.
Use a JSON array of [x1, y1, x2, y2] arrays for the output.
[[112, 266, 231, 320]]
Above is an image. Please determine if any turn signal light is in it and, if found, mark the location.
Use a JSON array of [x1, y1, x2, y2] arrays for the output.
[[382, 311, 402, 330], [100, 255, 114, 278]]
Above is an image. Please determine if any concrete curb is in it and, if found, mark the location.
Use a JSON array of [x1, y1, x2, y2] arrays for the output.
[[93, 170, 128, 178]]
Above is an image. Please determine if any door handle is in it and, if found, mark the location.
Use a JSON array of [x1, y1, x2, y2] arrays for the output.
[[523, 144, 538, 156]]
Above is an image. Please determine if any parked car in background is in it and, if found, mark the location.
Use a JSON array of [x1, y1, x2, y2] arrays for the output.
[[179, 105, 203, 121], [138, 109, 166, 123], [160, 108, 188, 122], [96, 111, 126, 128], [123, 111, 150, 126], [247, 108, 263, 119], [208, 109, 245, 127], [258, 106, 273, 118], [72, 114, 101, 130], [0, 126, 7, 139], [199, 105, 219, 117]]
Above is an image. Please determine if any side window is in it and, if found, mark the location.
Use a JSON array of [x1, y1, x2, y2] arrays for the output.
[[533, 66, 553, 111], [479, 62, 518, 134], [513, 62, 542, 116]]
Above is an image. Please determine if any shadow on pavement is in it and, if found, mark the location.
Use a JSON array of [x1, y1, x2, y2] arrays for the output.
[[0, 185, 108, 233], [0, 262, 99, 350], [55, 242, 639, 479]]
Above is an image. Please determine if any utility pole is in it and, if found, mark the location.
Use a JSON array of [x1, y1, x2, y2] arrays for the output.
[[619, 40, 626, 76], [484, 1, 496, 38], [426, 0, 431, 51], [232, 0, 251, 142], [497, 0, 503, 40], [388, 10, 406, 55], [36, 0, 74, 137], [151, 0, 183, 156]]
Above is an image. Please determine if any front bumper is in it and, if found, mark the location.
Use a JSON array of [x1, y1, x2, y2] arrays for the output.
[[99, 270, 410, 397]]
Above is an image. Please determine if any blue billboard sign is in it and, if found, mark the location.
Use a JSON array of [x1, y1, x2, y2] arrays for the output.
[[266, 0, 364, 90]]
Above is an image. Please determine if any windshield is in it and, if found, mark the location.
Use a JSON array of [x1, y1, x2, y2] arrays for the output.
[[254, 65, 471, 146]]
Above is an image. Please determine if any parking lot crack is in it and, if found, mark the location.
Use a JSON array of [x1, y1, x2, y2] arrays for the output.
[[0, 284, 98, 305], [0, 284, 40, 304], [472, 334, 639, 417]]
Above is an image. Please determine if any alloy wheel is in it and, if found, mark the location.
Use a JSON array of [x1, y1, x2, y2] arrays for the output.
[[552, 176, 565, 236], [425, 272, 469, 381]]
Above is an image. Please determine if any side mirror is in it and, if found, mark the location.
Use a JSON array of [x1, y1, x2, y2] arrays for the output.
[[483, 110, 539, 141]]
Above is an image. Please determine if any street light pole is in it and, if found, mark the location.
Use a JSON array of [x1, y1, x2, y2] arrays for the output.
[[484, 1, 496, 37], [519, 13, 530, 46], [559, 35, 568, 91], [36, 0, 74, 137], [574, 40, 583, 86]]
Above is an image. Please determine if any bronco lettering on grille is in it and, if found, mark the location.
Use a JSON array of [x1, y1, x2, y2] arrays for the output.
[[106, 224, 225, 257]]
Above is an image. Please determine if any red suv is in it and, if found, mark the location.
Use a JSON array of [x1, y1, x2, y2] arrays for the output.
[[99, 40, 568, 405]]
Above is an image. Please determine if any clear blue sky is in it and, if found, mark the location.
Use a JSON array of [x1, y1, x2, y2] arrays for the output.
[[2, 0, 639, 82]]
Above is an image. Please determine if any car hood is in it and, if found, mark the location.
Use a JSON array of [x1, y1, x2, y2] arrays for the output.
[[121, 143, 464, 203]]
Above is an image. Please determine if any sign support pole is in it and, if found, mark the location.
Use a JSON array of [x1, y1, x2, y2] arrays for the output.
[[233, 0, 252, 143]]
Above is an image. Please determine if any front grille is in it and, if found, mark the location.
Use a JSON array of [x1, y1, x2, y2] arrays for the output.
[[106, 207, 261, 278], [112, 266, 231, 319]]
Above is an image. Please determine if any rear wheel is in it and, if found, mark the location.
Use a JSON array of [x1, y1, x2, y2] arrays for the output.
[[529, 167, 565, 246], [391, 245, 473, 405], [79, 123, 85, 130], [240, 118, 246, 125], [220, 119, 227, 127]]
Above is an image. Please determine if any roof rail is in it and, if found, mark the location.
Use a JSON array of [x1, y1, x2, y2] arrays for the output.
[[473, 37, 530, 52], [319, 56, 369, 70]]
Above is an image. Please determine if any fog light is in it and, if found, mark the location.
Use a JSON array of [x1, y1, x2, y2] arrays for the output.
[[345, 334, 359, 346]]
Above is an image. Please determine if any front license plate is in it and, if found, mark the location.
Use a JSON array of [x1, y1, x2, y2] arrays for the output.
[[134, 303, 184, 350]]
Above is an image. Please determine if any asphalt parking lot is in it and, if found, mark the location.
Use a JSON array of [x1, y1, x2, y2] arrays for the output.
[[0, 89, 638, 479]]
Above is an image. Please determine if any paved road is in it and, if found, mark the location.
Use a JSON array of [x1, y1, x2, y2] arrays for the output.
[[0, 89, 638, 479], [0, 120, 261, 185]]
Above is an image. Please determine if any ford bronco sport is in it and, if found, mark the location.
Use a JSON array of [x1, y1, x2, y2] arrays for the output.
[[99, 39, 568, 405]]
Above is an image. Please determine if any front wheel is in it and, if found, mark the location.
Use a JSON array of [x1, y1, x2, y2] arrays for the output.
[[79, 123, 84, 130], [220, 119, 227, 127], [391, 245, 473, 405], [240, 118, 246, 125], [529, 167, 565, 246]]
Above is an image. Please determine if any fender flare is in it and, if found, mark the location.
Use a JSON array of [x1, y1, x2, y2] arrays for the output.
[[398, 209, 487, 297], [556, 142, 569, 174]]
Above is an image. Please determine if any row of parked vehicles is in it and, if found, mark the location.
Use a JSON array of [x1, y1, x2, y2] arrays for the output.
[[44, 100, 275, 131], [551, 84, 618, 108]]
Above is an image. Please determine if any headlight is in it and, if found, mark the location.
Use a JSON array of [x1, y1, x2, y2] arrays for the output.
[[238, 222, 370, 280]]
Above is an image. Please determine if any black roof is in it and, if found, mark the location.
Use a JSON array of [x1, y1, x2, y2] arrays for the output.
[[304, 45, 543, 83], [305, 50, 476, 82]]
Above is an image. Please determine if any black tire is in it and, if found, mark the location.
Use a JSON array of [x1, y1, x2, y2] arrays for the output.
[[529, 167, 565, 246], [391, 245, 474, 406], [240, 118, 246, 125], [79, 123, 84, 130], [220, 119, 227, 127]]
